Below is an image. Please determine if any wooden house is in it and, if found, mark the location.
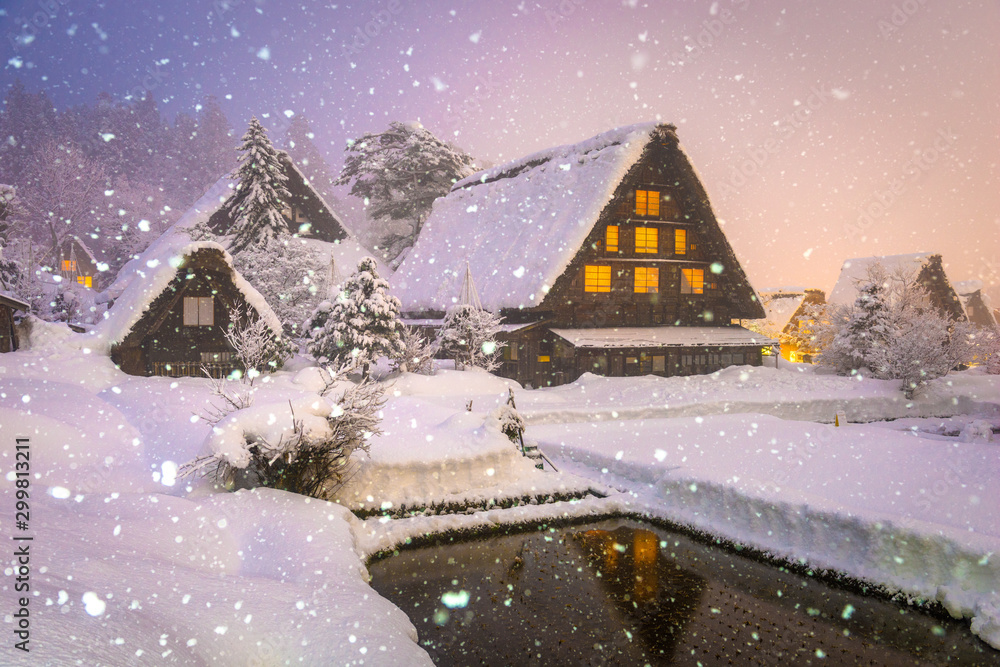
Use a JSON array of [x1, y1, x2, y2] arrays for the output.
[[394, 122, 772, 387], [42, 235, 102, 289], [747, 288, 826, 363], [828, 253, 966, 321], [98, 235, 283, 378], [208, 152, 350, 244], [953, 281, 998, 329], [0, 292, 29, 352]]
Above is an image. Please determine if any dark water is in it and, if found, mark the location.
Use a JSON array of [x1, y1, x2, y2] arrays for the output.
[[368, 519, 993, 666]]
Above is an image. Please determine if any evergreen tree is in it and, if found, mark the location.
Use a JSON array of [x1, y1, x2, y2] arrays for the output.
[[305, 257, 405, 377], [224, 116, 291, 253], [336, 121, 476, 263]]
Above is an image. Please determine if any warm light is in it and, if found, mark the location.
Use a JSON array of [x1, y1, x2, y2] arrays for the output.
[[605, 225, 618, 253], [584, 265, 611, 292], [681, 268, 704, 294], [635, 189, 659, 217], [675, 229, 687, 255], [635, 227, 658, 254], [634, 267, 659, 293]]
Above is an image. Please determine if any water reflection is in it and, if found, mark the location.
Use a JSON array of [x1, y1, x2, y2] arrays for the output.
[[369, 519, 992, 665]]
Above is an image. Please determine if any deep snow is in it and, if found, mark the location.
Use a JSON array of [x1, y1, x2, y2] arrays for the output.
[[1, 325, 999, 663]]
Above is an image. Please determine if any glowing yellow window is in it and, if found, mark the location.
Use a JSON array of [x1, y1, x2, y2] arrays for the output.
[[674, 228, 687, 255], [605, 226, 618, 253], [635, 227, 658, 254], [635, 189, 660, 217], [538, 355, 551, 363], [634, 267, 659, 293], [62, 260, 77, 272], [77, 275, 92, 288], [584, 265, 611, 293], [681, 268, 704, 295]]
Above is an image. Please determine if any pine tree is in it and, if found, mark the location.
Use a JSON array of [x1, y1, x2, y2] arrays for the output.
[[336, 121, 476, 263], [224, 117, 291, 253], [305, 257, 405, 377]]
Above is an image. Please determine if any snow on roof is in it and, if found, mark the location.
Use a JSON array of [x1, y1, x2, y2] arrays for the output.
[[94, 229, 282, 350], [827, 252, 936, 306], [953, 279, 983, 296], [394, 122, 662, 312], [0, 292, 29, 311], [758, 292, 807, 330], [550, 326, 777, 349], [280, 153, 356, 238]]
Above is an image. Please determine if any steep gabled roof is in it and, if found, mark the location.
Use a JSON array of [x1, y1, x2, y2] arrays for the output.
[[394, 122, 659, 312], [94, 228, 282, 350], [751, 289, 826, 337], [394, 122, 762, 316], [954, 280, 998, 328]]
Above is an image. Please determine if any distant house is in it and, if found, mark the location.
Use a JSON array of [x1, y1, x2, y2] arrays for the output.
[[748, 288, 826, 363], [42, 235, 102, 289], [953, 280, 998, 329], [0, 292, 29, 352], [828, 253, 966, 322], [97, 233, 283, 378], [394, 122, 772, 387]]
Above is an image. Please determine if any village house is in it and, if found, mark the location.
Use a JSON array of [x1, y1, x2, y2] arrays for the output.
[[828, 253, 966, 321], [0, 292, 29, 353], [96, 232, 283, 378], [393, 122, 773, 387], [954, 280, 998, 329], [746, 288, 826, 363], [42, 235, 102, 289]]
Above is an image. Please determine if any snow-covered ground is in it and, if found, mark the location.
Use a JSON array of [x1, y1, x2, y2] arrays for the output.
[[2, 325, 999, 663]]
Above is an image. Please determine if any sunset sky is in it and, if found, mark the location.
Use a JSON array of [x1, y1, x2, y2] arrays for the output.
[[3, 0, 998, 302]]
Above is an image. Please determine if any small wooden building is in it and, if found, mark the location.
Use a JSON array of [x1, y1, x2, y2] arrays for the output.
[[747, 288, 826, 363], [0, 292, 29, 353], [828, 253, 966, 322], [394, 122, 773, 387], [954, 281, 998, 330], [208, 152, 350, 244], [99, 237, 283, 378], [41, 235, 102, 289]]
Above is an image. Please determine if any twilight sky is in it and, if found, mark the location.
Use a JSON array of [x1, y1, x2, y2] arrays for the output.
[[2, 0, 998, 303]]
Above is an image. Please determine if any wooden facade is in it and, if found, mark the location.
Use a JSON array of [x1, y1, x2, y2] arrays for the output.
[[0, 294, 28, 353], [110, 248, 276, 378], [208, 153, 350, 243], [401, 124, 772, 387]]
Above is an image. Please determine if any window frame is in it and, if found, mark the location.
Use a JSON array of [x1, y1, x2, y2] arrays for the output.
[[680, 268, 704, 295], [634, 226, 658, 254], [674, 228, 687, 255], [635, 189, 660, 217], [183, 296, 216, 326], [605, 225, 619, 253], [634, 266, 659, 293], [584, 265, 612, 293]]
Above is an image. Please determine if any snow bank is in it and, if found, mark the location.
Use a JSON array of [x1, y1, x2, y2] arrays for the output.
[[533, 412, 1000, 648]]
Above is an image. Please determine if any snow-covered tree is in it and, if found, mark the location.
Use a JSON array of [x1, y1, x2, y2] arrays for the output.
[[305, 257, 405, 377], [98, 178, 176, 273], [336, 121, 476, 263], [232, 235, 328, 338], [224, 117, 291, 253], [0, 184, 17, 243], [223, 304, 293, 381], [391, 326, 436, 375], [817, 267, 892, 375], [437, 303, 504, 371]]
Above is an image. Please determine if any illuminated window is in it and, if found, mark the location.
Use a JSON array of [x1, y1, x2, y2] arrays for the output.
[[605, 225, 619, 253], [584, 265, 611, 293], [504, 345, 519, 361], [681, 268, 704, 294], [634, 267, 659, 293], [635, 227, 658, 254], [62, 260, 77, 272], [183, 296, 215, 326], [635, 189, 660, 217], [77, 275, 92, 288], [537, 355, 551, 363], [674, 229, 687, 255]]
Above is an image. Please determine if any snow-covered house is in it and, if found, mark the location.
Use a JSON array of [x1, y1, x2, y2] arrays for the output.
[[747, 288, 826, 363], [41, 235, 102, 289], [394, 122, 771, 387], [96, 230, 283, 378], [953, 280, 998, 329], [828, 253, 966, 322], [0, 292, 28, 352]]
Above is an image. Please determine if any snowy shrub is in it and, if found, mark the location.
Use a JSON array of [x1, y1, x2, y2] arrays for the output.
[[960, 420, 994, 444], [491, 403, 526, 445], [183, 367, 385, 498], [391, 326, 436, 375], [224, 305, 294, 380], [305, 257, 405, 377], [436, 303, 504, 371]]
